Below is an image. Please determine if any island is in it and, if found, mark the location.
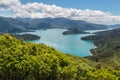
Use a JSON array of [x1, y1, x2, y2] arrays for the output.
[[15, 34, 40, 41], [62, 29, 89, 35]]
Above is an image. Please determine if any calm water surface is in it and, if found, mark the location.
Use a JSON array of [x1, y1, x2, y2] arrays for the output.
[[21, 28, 110, 57]]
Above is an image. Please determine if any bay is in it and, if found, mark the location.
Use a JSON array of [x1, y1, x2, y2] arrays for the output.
[[21, 28, 110, 57]]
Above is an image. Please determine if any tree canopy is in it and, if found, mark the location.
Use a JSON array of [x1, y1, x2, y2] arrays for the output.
[[0, 34, 120, 80]]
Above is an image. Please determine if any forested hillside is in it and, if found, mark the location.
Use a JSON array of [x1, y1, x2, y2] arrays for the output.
[[0, 17, 110, 33], [0, 34, 120, 80], [81, 28, 120, 70]]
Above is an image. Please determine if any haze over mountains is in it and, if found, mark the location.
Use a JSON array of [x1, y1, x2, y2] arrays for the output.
[[0, 16, 120, 33]]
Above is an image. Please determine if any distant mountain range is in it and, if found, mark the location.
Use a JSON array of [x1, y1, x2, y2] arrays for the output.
[[0, 16, 120, 33]]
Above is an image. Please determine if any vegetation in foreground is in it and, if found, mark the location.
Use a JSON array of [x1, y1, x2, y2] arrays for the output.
[[0, 34, 120, 80]]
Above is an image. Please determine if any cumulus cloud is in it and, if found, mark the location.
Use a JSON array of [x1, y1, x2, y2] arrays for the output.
[[0, 0, 120, 24], [0, 0, 20, 8]]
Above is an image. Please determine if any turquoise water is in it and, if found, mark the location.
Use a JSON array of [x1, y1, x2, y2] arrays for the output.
[[22, 29, 97, 57]]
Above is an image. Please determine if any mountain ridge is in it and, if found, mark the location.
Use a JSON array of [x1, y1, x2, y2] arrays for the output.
[[0, 16, 116, 33]]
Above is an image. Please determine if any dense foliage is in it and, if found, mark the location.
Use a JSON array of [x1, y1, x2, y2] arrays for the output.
[[0, 34, 120, 80]]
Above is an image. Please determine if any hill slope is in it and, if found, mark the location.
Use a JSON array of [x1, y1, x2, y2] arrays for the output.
[[0, 34, 120, 80], [81, 28, 120, 70], [0, 17, 24, 33]]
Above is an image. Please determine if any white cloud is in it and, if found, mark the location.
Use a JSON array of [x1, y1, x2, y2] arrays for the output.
[[0, 0, 120, 24], [0, 0, 20, 8]]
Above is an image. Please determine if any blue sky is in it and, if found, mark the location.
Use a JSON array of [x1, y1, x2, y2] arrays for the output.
[[0, 0, 120, 24], [21, 0, 120, 15]]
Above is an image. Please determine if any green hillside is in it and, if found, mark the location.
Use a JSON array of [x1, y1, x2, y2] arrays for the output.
[[0, 34, 120, 80], [81, 29, 120, 64]]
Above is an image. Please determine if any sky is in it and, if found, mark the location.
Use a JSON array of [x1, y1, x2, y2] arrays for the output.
[[0, 0, 120, 24], [21, 0, 120, 15]]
